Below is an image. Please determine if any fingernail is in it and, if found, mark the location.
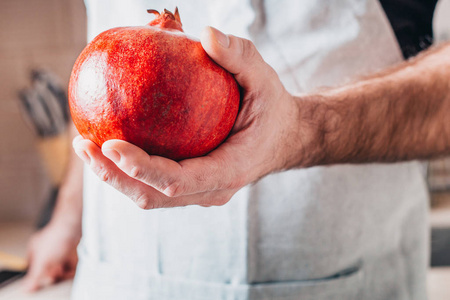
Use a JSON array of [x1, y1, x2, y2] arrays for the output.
[[210, 27, 229, 48], [75, 148, 91, 165], [103, 148, 121, 164]]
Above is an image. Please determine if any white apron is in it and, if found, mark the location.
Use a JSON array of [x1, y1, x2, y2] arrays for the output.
[[73, 1, 429, 299]]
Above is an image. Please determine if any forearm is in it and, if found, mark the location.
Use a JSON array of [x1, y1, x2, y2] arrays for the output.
[[298, 42, 450, 167], [48, 123, 83, 236]]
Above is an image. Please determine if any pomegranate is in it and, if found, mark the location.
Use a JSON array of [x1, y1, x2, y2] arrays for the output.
[[69, 8, 240, 161]]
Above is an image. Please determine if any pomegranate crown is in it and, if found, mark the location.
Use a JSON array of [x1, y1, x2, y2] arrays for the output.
[[147, 7, 183, 32]]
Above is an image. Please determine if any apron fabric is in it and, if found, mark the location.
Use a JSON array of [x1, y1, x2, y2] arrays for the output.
[[73, 1, 429, 299]]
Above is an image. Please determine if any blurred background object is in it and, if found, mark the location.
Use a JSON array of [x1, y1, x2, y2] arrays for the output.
[[19, 69, 71, 228], [428, 158, 450, 192], [19, 69, 70, 138]]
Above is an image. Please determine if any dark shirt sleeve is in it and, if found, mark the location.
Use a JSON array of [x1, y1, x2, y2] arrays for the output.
[[379, 0, 439, 58]]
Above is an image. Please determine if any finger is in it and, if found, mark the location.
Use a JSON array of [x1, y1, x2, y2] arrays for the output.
[[179, 187, 238, 207], [23, 244, 36, 291], [102, 140, 184, 196], [72, 135, 83, 145], [23, 273, 39, 292], [23, 263, 55, 292], [146, 185, 238, 208], [152, 185, 237, 208], [73, 138, 167, 209], [23, 276, 54, 293], [75, 140, 240, 208], [23, 252, 45, 292], [200, 26, 280, 93], [73, 137, 92, 164], [102, 140, 243, 197]]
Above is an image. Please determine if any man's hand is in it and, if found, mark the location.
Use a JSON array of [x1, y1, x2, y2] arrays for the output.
[[72, 27, 304, 209], [23, 221, 80, 292]]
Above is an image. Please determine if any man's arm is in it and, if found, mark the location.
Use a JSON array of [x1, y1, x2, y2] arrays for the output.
[[72, 28, 450, 209], [46, 124, 84, 231], [24, 124, 83, 291], [297, 43, 450, 167]]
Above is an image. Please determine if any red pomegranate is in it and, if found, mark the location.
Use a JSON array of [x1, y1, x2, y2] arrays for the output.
[[69, 8, 240, 161]]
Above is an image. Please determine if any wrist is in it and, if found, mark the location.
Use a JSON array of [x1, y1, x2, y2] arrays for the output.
[[291, 93, 331, 168], [292, 87, 363, 168], [47, 199, 82, 240], [47, 216, 82, 243]]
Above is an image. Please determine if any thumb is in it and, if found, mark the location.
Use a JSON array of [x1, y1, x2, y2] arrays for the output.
[[201, 26, 274, 90]]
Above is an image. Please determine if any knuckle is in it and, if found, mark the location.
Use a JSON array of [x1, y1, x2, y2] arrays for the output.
[[129, 165, 143, 179], [226, 179, 242, 191], [229, 173, 248, 190], [163, 179, 183, 197], [265, 65, 279, 82], [240, 38, 259, 62], [134, 193, 152, 210], [95, 166, 111, 182], [189, 169, 207, 185], [198, 159, 220, 182]]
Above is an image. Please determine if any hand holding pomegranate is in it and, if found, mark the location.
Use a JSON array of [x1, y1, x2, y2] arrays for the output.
[[73, 25, 306, 208]]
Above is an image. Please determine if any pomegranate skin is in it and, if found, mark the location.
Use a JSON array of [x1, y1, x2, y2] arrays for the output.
[[69, 14, 240, 161]]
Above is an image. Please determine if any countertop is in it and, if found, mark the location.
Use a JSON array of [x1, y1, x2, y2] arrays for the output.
[[0, 280, 72, 300]]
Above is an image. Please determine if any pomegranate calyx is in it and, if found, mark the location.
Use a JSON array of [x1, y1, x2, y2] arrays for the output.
[[147, 9, 160, 17], [147, 7, 183, 32]]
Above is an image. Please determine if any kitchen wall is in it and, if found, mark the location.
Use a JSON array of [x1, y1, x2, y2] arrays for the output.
[[0, 0, 87, 221]]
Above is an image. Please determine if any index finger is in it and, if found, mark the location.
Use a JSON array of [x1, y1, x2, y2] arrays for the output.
[[101, 139, 243, 197]]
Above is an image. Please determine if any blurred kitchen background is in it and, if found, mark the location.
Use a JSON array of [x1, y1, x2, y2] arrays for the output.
[[0, 0, 86, 298], [0, 0, 449, 299]]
